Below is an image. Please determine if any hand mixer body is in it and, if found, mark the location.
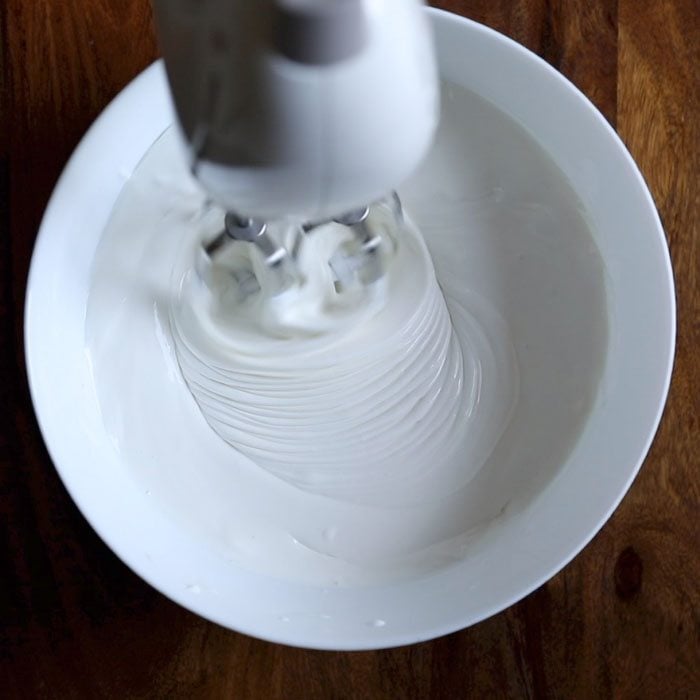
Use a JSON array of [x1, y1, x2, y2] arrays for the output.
[[152, 0, 439, 224]]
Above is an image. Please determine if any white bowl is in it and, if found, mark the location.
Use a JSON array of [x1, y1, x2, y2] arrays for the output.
[[25, 9, 675, 649]]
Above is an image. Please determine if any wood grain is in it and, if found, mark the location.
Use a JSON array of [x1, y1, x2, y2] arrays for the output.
[[1, 1, 698, 697]]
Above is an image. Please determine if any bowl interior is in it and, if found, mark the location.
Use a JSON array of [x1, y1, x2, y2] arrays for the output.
[[25, 10, 674, 649]]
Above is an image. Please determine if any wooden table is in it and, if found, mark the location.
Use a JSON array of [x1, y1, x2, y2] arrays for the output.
[[2, 1, 698, 697]]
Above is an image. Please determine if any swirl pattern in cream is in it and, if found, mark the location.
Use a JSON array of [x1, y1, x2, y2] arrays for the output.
[[170, 210, 517, 506]]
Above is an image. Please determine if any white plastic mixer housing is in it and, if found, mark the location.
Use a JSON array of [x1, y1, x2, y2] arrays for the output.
[[153, 0, 439, 223]]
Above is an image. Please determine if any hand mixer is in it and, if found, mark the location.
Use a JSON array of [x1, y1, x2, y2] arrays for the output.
[[153, 0, 438, 296]]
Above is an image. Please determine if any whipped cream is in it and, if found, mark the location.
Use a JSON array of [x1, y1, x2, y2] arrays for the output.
[[85, 82, 608, 586], [170, 201, 516, 505]]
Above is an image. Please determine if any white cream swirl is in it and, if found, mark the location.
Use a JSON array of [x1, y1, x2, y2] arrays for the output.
[[169, 210, 517, 506]]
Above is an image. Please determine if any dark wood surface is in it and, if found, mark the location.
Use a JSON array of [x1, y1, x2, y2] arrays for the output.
[[2, 1, 698, 697]]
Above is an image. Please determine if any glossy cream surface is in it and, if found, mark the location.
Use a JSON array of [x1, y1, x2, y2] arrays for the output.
[[85, 83, 608, 586]]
